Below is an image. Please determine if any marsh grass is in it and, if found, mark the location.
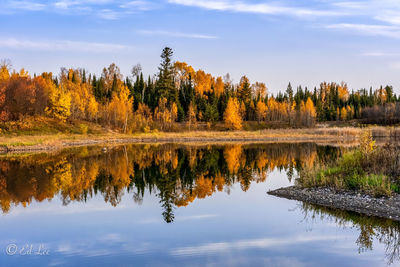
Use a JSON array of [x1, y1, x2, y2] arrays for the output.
[[298, 131, 400, 197]]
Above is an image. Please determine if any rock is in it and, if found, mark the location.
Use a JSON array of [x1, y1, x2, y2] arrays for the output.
[[268, 186, 400, 222]]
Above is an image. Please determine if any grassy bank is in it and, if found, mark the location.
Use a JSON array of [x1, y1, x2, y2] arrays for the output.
[[298, 131, 400, 196]]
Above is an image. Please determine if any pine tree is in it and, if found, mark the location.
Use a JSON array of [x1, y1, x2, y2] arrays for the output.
[[156, 47, 176, 104], [237, 76, 252, 104]]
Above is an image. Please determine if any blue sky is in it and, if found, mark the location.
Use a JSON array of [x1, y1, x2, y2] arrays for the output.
[[1, 0, 400, 94]]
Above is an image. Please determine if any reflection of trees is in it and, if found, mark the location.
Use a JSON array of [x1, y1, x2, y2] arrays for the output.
[[0, 143, 339, 223], [301, 203, 400, 265]]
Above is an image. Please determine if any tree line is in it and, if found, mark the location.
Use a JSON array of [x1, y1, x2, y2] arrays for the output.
[[1, 47, 399, 132]]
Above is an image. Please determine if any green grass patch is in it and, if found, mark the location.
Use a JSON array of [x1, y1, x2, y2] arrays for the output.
[[298, 140, 400, 197]]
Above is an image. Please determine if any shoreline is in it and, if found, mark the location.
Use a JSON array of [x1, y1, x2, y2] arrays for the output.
[[268, 186, 400, 222], [0, 129, 361, 153]]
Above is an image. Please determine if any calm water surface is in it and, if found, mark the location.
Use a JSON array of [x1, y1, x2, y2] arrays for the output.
[[0, 143, 399, 267]]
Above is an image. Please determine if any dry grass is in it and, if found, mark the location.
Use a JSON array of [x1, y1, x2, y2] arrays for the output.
[[298, 133, 400, 197], [0, 128, 356, 149], [1, 118, 399, 150]]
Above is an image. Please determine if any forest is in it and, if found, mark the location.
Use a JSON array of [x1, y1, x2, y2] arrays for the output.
[[1, 47, 399, 134]]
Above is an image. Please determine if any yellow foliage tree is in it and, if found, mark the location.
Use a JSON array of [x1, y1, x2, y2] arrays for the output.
[[256, 100, 267, 122], [224, 97, 242, 130], [87, 96, 99, 121], [187, 101, 197, 130], [0, 65, 10, 82], [239, 101, 246, 119], [107, 84, 133, 132], [194, 70, 212, 96], [252, 82, 267, 98], [154, 98, 173, 130], [171, 102, 178, 123], [340, 106, 347, 121], [173, 61, 195, 89], [45, 83, 71, 122], [133, 103, 153, 132], [214, 77, 224, 97], [303, 97, 316, 127]]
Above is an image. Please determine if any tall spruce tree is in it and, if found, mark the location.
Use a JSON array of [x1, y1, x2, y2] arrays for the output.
[[156, 47, 176, 103]]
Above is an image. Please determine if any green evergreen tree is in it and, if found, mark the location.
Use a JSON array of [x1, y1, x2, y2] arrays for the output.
[[156, 47, 177, 104]]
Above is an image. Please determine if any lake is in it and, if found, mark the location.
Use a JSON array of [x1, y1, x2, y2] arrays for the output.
[[0, 143, 399, 266]]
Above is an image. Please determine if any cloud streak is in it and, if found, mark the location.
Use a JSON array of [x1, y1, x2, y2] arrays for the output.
[[170, 235, 348, 256], [361, 52, 400, 57], [167, 0, 343, 17], [168, 0, 400, 39], [0, 38, 132, 52], [2, 0, 157, 19], [138, 30, 218, 39], [326, 23, 400, 39], [7, 0, 46, 11]]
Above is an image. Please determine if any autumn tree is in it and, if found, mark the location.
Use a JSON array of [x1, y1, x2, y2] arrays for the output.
[[302, 97, 316, 127], [256, 100, 267, 122], [106, 84, 133, 132], [2, 70, 50, 120], [100, 63, 123, 100], [340, 107, 347, 121], [154, 98, 173, 130], [194, 70, 212, 97], [187, 101, 197, 130], [45, 79, 71, 121], [253, 82, 267, 99], [224, 97, 242, 130], [214, 77, 224, 97]]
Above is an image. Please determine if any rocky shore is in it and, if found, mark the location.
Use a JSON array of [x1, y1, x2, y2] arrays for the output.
[[268, 186, 400, 221]]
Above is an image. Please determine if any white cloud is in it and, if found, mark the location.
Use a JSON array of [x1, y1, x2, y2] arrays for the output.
[[361, 51, 400, 57], [375, 13, 400, 26], [0, 37, 132, 53], [120, 1, 157, 11], [167, 0, 342, 17], [326, 23, 400, 38], [2, 0, 155, 19], [7, 0, 46, 11], [97, 9, 121, 20], [170, 235, 348, 256], [138, 30, 218, 39], [332, 1, 368, 9]]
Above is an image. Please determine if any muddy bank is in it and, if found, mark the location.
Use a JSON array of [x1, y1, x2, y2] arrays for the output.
[[268, 186, 400, 221], [0, 135, 357, 154]]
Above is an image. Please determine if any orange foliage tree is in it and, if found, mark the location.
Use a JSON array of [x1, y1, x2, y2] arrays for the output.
[[224, 97, 242, 130]]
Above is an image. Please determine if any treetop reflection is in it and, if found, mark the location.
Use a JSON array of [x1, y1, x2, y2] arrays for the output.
[[0, 143, 340, 222]]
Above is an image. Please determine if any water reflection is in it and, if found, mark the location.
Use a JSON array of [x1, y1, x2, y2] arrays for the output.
[[0, 143, 340, 223], [2, 143, 400, 266], [300, 203, 400, 265]]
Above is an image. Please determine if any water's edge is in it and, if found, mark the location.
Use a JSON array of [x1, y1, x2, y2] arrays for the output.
[[0, 136, 356, 154], [268, 186, 400, 221]]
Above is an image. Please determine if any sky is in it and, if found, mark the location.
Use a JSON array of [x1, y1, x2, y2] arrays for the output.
[[1, 0, 400, 94]]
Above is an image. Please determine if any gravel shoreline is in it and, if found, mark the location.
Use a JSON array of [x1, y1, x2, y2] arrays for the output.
[[268, 186, 400, 221]]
